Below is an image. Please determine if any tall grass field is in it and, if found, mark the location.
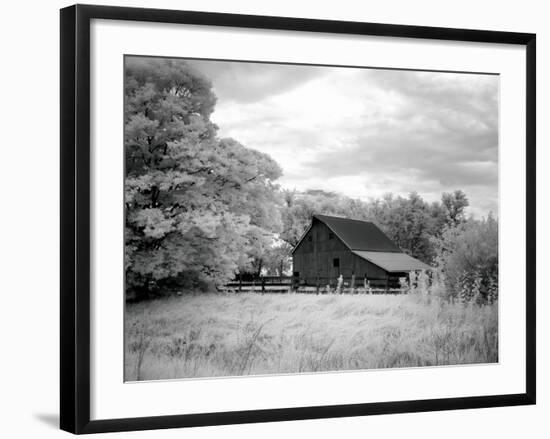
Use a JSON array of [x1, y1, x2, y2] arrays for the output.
[[125, 293, 498, 381]]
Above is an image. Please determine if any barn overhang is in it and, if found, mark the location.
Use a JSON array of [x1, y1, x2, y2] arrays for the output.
[[352, 250, 432, 273]]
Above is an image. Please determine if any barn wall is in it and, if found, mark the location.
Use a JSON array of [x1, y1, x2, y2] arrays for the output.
[[293, 218, 389, 285], [293, 219, 348, 284], [351, 254, 388, 280]]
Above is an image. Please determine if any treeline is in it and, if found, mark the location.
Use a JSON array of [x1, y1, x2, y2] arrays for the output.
[[279, 189, 469, 263], [124, 58, 497, 302]]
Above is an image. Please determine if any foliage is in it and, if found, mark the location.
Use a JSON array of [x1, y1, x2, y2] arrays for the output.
[[125, 58, 282, 298], [261, 240, 294, 276], [441, 190, 469, 227], [431, 215, 498, 303], [368, 192, 446, 262]]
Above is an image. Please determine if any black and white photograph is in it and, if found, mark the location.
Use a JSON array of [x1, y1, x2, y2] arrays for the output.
[[0, 0, 544, 436], [124, 56, 499, 381]]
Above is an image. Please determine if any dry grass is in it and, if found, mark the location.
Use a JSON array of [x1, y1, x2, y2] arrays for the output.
[[125, 292, 498, 381]]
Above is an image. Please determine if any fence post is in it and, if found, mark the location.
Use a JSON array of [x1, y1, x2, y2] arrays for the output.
[[261, 277, 265, 294], [351, 273, 356, 294], [292, 273, 299, 292], [336, 275, 343, 294], [238, 274, 242, 293]]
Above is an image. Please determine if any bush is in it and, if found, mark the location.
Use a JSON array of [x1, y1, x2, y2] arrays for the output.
[[432, 215, 498, 303]]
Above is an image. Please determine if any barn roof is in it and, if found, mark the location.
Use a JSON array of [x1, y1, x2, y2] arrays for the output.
[[352, 251, 432, 272], [313, 214, 401, 252]]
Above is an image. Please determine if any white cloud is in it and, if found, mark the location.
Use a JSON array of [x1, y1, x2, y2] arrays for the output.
[[189, 60, 499, 217]]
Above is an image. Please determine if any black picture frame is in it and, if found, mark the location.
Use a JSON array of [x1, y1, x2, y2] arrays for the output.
[[60, 4, 536, 434]]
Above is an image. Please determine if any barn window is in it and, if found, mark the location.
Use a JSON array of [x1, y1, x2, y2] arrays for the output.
[[333, 258, 340, 268], [328, 232, 334, 240], [307, 235, 312, 242]]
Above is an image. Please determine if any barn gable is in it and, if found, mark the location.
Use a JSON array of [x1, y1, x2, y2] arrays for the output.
[[292, 216, 348, 257]]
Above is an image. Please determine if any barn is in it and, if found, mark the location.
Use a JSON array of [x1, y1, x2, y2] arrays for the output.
[[292, 214, 431, 289]]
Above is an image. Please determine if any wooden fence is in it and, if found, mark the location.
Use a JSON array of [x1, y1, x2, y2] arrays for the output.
[[223, 276, 292, 293], [221, 275, 407, 295]]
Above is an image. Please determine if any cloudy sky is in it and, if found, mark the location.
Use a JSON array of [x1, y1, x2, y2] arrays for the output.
[[188, 59, 499, 218]]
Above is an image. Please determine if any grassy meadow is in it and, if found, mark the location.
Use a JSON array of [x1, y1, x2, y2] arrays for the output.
[[125, 292, 498, 381]]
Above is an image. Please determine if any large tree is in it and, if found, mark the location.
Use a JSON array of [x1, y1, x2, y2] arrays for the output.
[[124, 58, 282, 298], [441, 190, 469, 227]]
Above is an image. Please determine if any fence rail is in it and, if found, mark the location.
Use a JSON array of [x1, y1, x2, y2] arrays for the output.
[[221, 275, 407, 294]]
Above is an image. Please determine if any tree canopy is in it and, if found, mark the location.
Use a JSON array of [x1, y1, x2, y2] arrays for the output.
[[125, 58, 282, 298]]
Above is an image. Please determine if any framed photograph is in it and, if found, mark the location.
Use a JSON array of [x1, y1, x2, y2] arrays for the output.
[[60, 4, 536, 434]]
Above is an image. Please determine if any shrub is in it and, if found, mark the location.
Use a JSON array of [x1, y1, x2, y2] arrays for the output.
[[432, 215, 498, 303]]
